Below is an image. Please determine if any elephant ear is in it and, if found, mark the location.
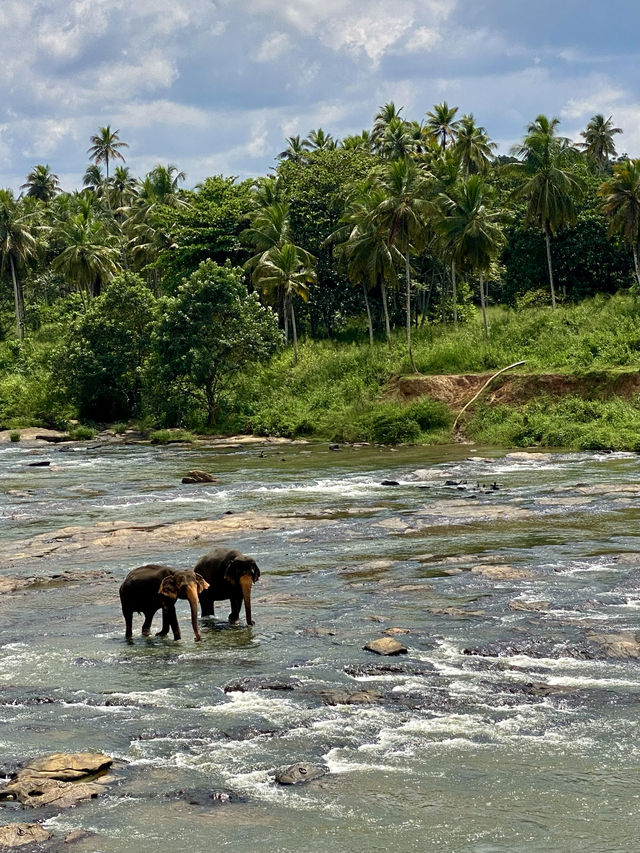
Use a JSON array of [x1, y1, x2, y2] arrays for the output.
[[195, 572, 209, 593], [158, 575, 178, 601], [224, 558, 260, 584], [250, 561, 260, 582]]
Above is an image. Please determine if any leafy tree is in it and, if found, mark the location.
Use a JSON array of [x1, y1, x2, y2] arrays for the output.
[[61, 273, 157, 420], [580, 114, 622, 171], [0, 190, 38, 339], [425, 102, 460, 150], [151, 260, 281, 425], [87, 125, 128, 183], [51, 209, 120, 302], [21, 165, 61, 202], [598, 159, 640, 286], [278, 135, 310, 163], [305, 128, 336, 151], [510, 115, 583, 307], [454, 115, 496, 175]]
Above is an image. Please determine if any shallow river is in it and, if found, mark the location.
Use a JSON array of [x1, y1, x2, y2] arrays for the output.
[[1, 440, 639, 852]]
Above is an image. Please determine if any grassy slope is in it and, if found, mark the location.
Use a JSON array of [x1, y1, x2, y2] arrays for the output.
[[224, 292, 639, 450]]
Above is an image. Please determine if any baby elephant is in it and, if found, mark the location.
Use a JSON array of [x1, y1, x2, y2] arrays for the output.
[[119, 564, 209, 641], [194, 548, 261, 626]]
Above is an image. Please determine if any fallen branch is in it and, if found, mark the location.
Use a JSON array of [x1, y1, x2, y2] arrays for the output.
[[453, 361, 526, 432]]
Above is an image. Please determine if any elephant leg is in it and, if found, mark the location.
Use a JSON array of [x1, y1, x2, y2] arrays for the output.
[[169, 608, 181, 641], [141, 611, 155, 636], [200, 591, 214, 617], [156, 606, 171, 637], [123, 609, 134, 640], [229, 596, 242, 624]]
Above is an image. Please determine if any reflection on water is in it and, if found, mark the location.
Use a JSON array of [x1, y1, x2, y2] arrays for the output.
[[1, 441, 639, 852]]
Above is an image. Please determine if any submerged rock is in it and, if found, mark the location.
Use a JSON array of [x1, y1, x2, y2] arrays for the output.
[[0, 822, 52, 847], [167, 788, 247, 806], [315, 688, 382, 706], [181, 470, 217, 484], [223, 676, 302, 693], [275, 763, 328, 785], [364, 637, 408, 656], [344, 661, 434, 678], [380, 480, 400, 486]]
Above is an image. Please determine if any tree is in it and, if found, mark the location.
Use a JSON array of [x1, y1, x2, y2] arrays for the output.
[[425, 102, 460, 150], [454, 115, 496, 175], [87, 125, 128, 183], [305, 128, 336, 151], [371, 102, 404, 152], [377, 117, 417, 161], [152, 260, 281, 425], [52, 211, 120, 303], [82, 164, 105, 195], [278, 135, 310, 163], [598, 159, 640, 287], [21, 165, 60, 202], [510, 115, 583, 307], [110, 166, 137, 210], [252, 243, 316, 364], [437, 175, 505, 338], [580, 114, 622, 172], [61, 273, 157, 420], [0, 190, 38, 339], [374, 158, 431, 371]]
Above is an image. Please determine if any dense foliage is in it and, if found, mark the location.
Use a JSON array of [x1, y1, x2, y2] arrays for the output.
[[0, 108, 638, 446]]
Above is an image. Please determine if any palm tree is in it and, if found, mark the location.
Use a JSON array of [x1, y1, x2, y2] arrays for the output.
[[510, 115, 583, 308], [21, 164, 60, 202], [305, 128, 336, 151], [278, 135, 310, 163], [373, 158, 431, 371], [82, 164, 105, 196], [454, 115, 496, 175], [437, 176, 505, 338], [377, 117, 417, 161], [252, 243, 316, 363], [580, 114, 623, 171], [0, 190, 38, 339], [342, 130, 373, 152], [425, 102, 460, 150], [87, 125, 128, 183], [371, 102, 404, 152], [110, 166, 137, 210], [52, 213, 120, 303], [598, 159, 640, 287]]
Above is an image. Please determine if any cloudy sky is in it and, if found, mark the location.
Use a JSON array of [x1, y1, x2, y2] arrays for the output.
[[1, 0, 638, 192]]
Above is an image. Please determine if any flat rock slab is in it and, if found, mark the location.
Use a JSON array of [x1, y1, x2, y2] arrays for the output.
[[364, 638, 408, 656], [315, 689, 382, 706], [0, 752, 113, 811], [275, 763, 328, 785], [25, 752, 112, 781], [0, 823, 53, 847], [223, 677, 301, 693], [588, 632, 640, 660]]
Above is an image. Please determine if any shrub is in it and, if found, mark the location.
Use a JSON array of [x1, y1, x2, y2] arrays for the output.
[[149, 429, 197, 445], [9, 430, 20, 442]]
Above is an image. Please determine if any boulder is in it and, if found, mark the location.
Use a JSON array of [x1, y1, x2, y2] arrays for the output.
[[364, 637, 408, 656], [24, 752, 112, 781], [315, 688, 381, 706], [0, 823, 52, 848], [0, 752, 113, 811], [380, 480, 399, 486], [181, 470, 217, 484], [27, 461, 51, 467], [223, 676, 301, 693], [588, 632, 640, 660], [274, 763, 328, 785]]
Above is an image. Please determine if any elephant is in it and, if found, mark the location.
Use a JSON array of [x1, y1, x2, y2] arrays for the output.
[[194, 548, 261, 626], [119, 564, 209, 641]]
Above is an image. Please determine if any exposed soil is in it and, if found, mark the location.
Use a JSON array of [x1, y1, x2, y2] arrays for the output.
[[386, 370, 639, 410]]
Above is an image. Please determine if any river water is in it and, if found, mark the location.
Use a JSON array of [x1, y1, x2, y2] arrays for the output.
[[0, 440, 639, 852]]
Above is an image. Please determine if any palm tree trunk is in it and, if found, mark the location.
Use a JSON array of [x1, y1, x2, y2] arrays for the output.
[[544, 224, 557, 309], [380, 277, 392, 348], [632, 243, 640, 289], [290, 296, 298, 364], [283, 290, 289, 344], [9, 255, 25, 341], [405, 253, 417, 373], [479, 271, 489, 340], [362, 280, 374, 345], [451, 260, 458, 327]]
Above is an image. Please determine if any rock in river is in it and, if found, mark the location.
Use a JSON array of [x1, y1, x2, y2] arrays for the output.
[[0, 823, 52, 848], [364, 637, 408, 656], [275, 763, 329, 785], [181, 470, 217, 484], [0, 752, 113, 811]]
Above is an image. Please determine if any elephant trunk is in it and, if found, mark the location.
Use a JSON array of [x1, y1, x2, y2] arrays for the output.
[[185, 584, 202, 641], [239, 574, 254, 626]]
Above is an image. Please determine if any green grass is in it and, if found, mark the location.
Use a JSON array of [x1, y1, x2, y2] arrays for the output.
[[149, 429, 197, 445]]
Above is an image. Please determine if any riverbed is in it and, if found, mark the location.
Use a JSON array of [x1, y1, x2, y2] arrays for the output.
[[1, 440, 639, 851]]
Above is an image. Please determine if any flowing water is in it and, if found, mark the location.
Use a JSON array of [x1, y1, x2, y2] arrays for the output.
[[0, 440, 639, 852]]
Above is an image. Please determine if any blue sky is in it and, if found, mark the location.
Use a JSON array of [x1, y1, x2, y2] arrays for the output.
[[1, 0, 637, 192]]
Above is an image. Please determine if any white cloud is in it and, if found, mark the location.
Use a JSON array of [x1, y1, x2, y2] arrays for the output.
[[255, 32, 291, 63], [406, 27, 441, 52]]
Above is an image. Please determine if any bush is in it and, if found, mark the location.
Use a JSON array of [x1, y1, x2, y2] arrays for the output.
[[149, 429, 197, 445], [9, 430, 20, 442], [68, 425, 96, 440]]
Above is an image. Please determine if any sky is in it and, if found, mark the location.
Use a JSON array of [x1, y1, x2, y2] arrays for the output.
[[1, 0, 638, 193]]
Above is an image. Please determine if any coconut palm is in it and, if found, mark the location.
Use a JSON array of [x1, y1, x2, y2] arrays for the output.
[[598, 159, 640, 286], [87, 125, 128, 182], [371, 102, 404, 152], [373, 158, 431, 371], [437, 176, 505, 338], [377, 117, 417, 161], [52, 213, 120, 303], [342, 131, 373, 152], [110, 166, 137, 210], [454, 115, 497, 175], [580, 114, 623, 171], [277, 135, 310, 163], [82, 164, 105, 196], [305, 128, 336, 151], [252, 243, 316, 364], [21, 164, 60, 202], [0, 190, 38, 339], [425, 102, 460, 150], [510, 115, 583, 308]]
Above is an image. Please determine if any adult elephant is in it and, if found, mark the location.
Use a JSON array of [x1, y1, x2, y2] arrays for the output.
[[194, 549, 261, 626], [119, 565, 209, 641]]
